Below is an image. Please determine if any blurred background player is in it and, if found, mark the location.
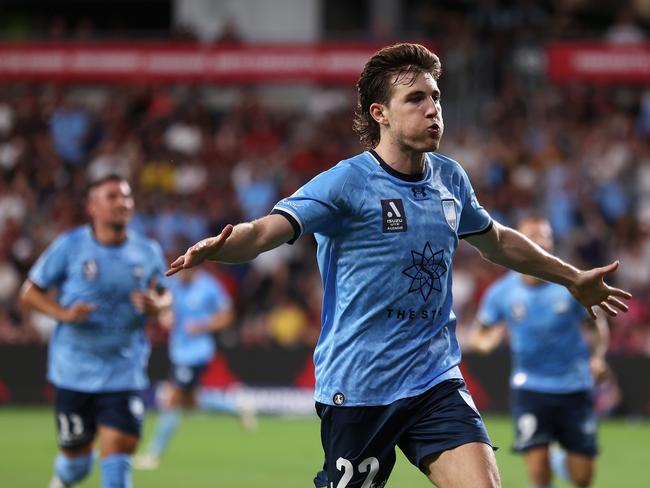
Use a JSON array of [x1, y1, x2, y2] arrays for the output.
[[135, 262, 255, 470], [469, 216, 609, 488], [20, 174, 171, 488]]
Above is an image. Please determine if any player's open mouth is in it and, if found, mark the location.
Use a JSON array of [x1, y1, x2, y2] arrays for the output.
[[427, 124, 440, 135]]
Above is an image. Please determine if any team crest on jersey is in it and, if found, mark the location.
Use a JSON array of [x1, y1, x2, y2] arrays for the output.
[[132, 265, 144, 280], [83, 260, 98, 281], [511, 303, 526, 321], [381, 199, 407, 233], [553, 300, 569, 314], [441, 199, 457, 231]]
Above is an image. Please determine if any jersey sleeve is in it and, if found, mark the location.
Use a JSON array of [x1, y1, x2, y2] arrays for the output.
[[28, 233, 72, 290], [271, 164, 359, 244], [457, 167, 492, 238], [477, 281, 505, 327]]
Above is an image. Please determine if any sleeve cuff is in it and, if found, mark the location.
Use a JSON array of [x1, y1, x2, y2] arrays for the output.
[[459, 219, 493, 239], [27, 278, 48, 292], [270, 208, 302, 245]]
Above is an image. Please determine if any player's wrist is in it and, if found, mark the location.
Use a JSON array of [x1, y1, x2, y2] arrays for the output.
[[591, 351, 606, 361], [55, 306, 71, 322], [155, 294, 172, 312], [558, 264, 582, 289]]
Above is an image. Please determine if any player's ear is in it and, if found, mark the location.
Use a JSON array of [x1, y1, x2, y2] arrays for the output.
[[369, 102, 388, 126]]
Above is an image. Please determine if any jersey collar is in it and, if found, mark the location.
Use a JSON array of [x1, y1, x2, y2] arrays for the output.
[[369, 149, 428, 183]]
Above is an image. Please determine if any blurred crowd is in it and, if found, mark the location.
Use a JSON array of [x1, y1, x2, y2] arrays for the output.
[[0, 79, 648, 356], [0, 0, 649, 358]]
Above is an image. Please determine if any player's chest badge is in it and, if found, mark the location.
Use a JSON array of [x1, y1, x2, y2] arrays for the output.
[[553, 300, 569, 314], [511, 303, 527, 321], [83, 260, 99, 281], [132, 265, 145, 280], [441, 199, 458, 231]]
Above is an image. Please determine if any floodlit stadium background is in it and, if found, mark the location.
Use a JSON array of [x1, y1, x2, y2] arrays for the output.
[[0, 1, 648, 487]]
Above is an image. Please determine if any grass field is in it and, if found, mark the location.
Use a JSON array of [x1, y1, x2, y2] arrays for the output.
[[0, 408, 648, 487]]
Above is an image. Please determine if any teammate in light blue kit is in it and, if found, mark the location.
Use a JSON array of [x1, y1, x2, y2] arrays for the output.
[[135, 265, 237, 469], [20, 174, 171, 488], [470, 217, 609, 488], [166, 44, 630, 488]]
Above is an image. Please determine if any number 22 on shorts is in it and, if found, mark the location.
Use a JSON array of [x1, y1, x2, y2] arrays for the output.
[[335, 457, 380, 488]]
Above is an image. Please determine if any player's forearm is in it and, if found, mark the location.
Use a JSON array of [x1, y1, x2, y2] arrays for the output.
[[209, 218, 291, 264], [469, 333, 495, 354], [590, 315, 610, 359], [468, 323, 503, 354], [158, 308, 174, 330], [205, 309, 235, 332], [19, 282, 66, 321], [478, 223, 580, 287], [209, 222, 262, 263]]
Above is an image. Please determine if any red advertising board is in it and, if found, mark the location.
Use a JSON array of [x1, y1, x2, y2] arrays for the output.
[[547, 42, 650, 84], [0, 42, 392, 84]]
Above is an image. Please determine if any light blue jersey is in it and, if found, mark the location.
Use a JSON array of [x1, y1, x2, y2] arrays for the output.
[[272, 150, 492, 406], [478, 271, 592, 393], [29, 225, 166, 392], [168, 271, 232, 366]]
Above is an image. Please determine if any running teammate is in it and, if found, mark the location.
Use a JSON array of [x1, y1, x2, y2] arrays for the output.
[[20, 174, 170, 488]]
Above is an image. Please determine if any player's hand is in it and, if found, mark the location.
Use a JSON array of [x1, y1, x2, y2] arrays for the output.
[[60, 303, 96, 323], [131, 289, 167, 315], [185, 323, 205, 336], [166, 224, 234, 277], [569, 261, 632, 320]]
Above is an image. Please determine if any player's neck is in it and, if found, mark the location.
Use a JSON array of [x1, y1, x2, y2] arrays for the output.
[[92, 223, 128, 245], [373, 141, 425, 176]]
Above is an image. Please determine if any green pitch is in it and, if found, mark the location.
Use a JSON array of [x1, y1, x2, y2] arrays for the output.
[[0, 408, 648, 487]]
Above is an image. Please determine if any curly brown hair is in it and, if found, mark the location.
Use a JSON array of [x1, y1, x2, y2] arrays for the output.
[[353, 43, 441, 149]]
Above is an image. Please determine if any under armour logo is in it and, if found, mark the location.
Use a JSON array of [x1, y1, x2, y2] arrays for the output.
[[412, 187, 427, 199]]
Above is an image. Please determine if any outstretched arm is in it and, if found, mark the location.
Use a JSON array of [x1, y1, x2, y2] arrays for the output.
[[166, 214, 294, 276], [465, 221, 632, 319]]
